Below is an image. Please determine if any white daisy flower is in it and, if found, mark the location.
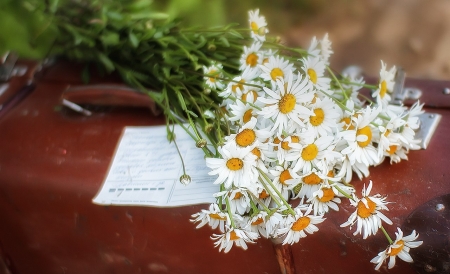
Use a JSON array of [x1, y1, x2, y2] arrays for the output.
[[319, 33, 334, 64], [270, 130, 311, 164], [226, 188, 251, 215], [279, 206, 325, 244], [371, 228, 423, 270], [257, 72, 313, 135], [308, 184, 341, 215], [259, 55, 295, 84], [306, 36, 320, 58], [340, 106, 382, 167], [286, 135, 338, 174], [211, 227, 259, 253], [226, 117, 271, 148], [289, 168, 336, 199], [269, 163, 299, 200], [190, 203, 229, 232], [398, 101, 424, 150], [240, 42, 263, 72], [247, 211, 283, 238], [373, 61, 396, 105], [306, 97, 341, 138], [301, 56, 331, 92], [248, 9, 269, 42], [203, 63, 225, 90], [219, 67, 259, 99], [340, 181, 393, 239], [229, 100, 257, 125], [206, 143, 258, 188]]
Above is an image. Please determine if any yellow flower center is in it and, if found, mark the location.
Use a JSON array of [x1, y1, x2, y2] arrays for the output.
[[310, 108, 325, 126], [226, 158, 243, 171], [387, 145, 397, 155], [302, 172, 322, 185], [357, 126, 372, 148], [292, 216, 311, 231], [273, 137, 281, 151], [250, 21, 259, 34], [341, 117, 355, 130], [279, 170, 293, 185], [301, 144, 319, 161], [242, 90, 258, 103], [235, 129, 256, 147], [280, 135, 299, 151], [311, 94, 318, 104], [233, 192, 242, 200], [251, 147, 261, 159], [384, 129, 391, 137], [263, 57, 269, 64], [259, 189, 270, 199], [327, 170, 335, 178], [243, 109, 253, 123], [357, 197, 376, 218], [208, 69, 217, 82], [318, 188, 335, 202], [251, 218, 264, 226], [230, 231, 240, 241], [379, 80, 387, 98], [388, 240, 405, 256], [232, 80, 245, 93], [307, 68, 318, 84], [246, 53, 258, 67], [278, 94, 296, 114], [270, 68, 284, 81], [209, 213, 226, 220]]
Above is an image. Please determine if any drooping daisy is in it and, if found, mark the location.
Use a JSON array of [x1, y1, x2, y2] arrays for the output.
[[211, 227, 259, 253], [371, 228, 423, 270], [257, 71, 313, 135], [259, 55, 295, 84], [190, 203, 229, 232], [269, 163, 299, 200], [206, 143, 258, 188], [301, 56, 331, 92], [247, 210, 283, 238], [308, 184, 341, 215], [373, 61, 396, 105], [340, 181, 393, 239], [306, 97, 342, 138], [398, 101, 424, 150], [203, 63, 225, 90], [240, 42, 263, 72], [289, 168, 336, 199], [248, 9, 269, 42], [279, 206, 325, 244], [225, 187, 251, 215]]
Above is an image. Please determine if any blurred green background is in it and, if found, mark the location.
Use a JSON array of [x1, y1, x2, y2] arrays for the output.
[[0, 0, 324, 59]]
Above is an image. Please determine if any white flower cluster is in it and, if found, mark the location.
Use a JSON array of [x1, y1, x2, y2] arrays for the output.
[[192, 9, 423, 270]]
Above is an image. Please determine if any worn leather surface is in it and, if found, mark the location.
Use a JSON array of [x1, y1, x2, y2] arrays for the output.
[[0, 61, 449, 274]]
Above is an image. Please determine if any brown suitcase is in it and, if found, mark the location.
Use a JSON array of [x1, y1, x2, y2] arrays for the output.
[[0, 60, 449, 274]]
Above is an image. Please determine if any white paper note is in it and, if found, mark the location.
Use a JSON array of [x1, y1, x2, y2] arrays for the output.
[[92, 125, 218, 207]]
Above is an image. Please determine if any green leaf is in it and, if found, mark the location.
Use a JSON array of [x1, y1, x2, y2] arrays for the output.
[[176, 90, 187, 111], [97, 53, 115, 72], [100, 32, 120, 46], [129, 12, 169, 21], [219, 36, 230, 47], [128, 32, 139, 48]]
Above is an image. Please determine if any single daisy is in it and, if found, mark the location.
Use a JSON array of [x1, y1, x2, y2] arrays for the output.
[[372, 61, 396, 105], [240, 42, 263, 72], [248, 9, 269, 42], [229, 100, 258, 125], [308, 184, 341, 215], [206, 143, 258, 188], [203, 63, 225, 90], [269, 129, 313, 164], [279, 206, 325, 244], [371, 228, 423, 270], [211, 227, 259, 253], [306, 97, 341, 138], [301, 56, 331, 92], [269, 163, 299, 200], [257, 71, 313, 135], [319, 33, 334, 64], [190, 203, 229, 232], [259, 55, 295, 84], [225, 117, 271, 148], [286, 135, 339, 174], [340, 181, 393, 239], [289, 168, 336, 200]]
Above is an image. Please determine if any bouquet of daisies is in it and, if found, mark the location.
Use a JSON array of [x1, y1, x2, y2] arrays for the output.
[[190, 9, 423, 270]]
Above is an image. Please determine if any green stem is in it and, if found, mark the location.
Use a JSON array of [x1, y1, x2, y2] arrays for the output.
[[258, 169, 296, 215], [380, 225, 394, 244], [225, 197, 235, 228]]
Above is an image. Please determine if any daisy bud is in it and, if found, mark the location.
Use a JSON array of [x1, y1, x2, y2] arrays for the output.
[[179, 174, 191, 186], [207, 43, 216, 51], [204, 124, 214, 133], [204, 88, 211, 95], [196, 139, 207, 148]]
